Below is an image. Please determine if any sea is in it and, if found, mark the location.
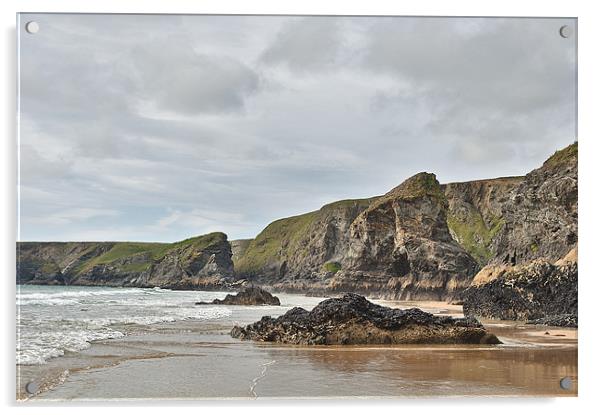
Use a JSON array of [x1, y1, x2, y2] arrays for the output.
[[16, 285, 578, 399], [16, 285, 236, 365]]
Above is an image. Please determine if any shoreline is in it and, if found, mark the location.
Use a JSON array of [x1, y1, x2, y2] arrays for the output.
[[17, 296, 578, 401]]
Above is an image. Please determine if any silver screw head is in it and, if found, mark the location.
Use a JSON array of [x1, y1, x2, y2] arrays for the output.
[[559, 376, 573, 390], [25, 21, 39, 34], [25, 381, 38, 394], [559, 25, 573, 38]]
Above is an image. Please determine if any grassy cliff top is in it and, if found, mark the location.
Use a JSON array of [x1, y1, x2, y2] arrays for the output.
[[364, 172, 446, 214], [74, 232, 227, 274], [543, 142, 577, 168], [443, 175, 524, 187]]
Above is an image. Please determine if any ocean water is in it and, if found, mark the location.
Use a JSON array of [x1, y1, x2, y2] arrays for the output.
[[16, 287, 578, 398], [16, 285, 235, 365]]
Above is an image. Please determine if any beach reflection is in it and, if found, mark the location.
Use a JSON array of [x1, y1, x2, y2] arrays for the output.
[[253, 328, 577, 397]]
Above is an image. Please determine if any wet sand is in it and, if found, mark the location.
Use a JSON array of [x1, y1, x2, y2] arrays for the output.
[[17, 299, 578, 400]]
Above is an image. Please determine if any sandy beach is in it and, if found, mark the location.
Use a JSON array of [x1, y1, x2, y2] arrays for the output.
[[17, 297, 578, 401]]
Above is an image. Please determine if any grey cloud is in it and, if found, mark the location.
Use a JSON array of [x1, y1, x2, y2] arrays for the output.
[[131, 42, 259, 114], [18, 14, 576, 242], [260, 17, 343, 73], [362, 18, 575, 111]]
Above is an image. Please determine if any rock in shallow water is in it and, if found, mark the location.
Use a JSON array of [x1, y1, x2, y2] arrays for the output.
[[196, 287, 280, 306], [230, 293, 501, 345]]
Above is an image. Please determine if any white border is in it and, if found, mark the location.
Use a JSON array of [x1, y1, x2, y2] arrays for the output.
[[2, 1, 601, 413]]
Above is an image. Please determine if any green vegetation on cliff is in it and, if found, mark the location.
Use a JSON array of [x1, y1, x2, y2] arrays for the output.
[[323, 261, 342, 273], [544, 142, 577, 168], [447, 210, 504, 266], [234, 197, 377, 275], [234, 211, 317, 274], [366, 173, 446, 216], [72, 232, 227, 275]]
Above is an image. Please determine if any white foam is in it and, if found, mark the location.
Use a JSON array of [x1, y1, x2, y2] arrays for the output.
[[17, 288, 148, 301], [16, 287, 233, 366], [17, 298, 80, 306]]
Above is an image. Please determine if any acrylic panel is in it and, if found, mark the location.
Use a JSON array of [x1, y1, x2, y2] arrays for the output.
[[16, 14, 578, 400]]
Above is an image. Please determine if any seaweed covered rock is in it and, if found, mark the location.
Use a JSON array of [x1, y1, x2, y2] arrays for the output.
[[463, 257, 577, 326], [197, 287, 280, 306], [231, 293, 500, 345], [527, 314, 577, 328]]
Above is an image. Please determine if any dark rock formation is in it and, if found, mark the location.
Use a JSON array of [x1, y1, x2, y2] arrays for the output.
[[231, 293, 501, 345], [17, 233, 235, 289], [527, 314, 577, 328], [196, 287, 280, 306], [463, 252, 577, 325]]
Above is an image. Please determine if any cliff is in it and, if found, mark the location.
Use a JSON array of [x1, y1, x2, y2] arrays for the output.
[[235, 173, 479, 300], [462, 143, 578, 325], [233, 197, 377, 280], [17, 232, 234, 289], [444, 176, 523, 266], [233, 143, 577, 307]]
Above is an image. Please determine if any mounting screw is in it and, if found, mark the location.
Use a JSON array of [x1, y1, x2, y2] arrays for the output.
[[25, 381, 39, 394], [559, 376, 573, 390], [559, 25, 573, 39]]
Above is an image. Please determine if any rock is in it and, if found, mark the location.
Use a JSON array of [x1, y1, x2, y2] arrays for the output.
[[487, 143, 577, 267], [197, 287, 280, 306], [463, 258, 577, 325], [527, 314, 577, 328], [231, 293, 501, 345]]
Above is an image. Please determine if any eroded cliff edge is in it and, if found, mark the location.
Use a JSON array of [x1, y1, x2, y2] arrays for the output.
[[17, 232, 235, 289]]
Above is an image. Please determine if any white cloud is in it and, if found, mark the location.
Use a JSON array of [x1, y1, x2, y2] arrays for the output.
[[25, 208, 120, 226]]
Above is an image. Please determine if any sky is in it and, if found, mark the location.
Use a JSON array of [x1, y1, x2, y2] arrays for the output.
[[18, 14, 577, 242]]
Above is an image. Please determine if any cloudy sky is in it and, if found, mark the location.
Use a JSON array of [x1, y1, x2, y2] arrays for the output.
[[18, 14, 576, 242]]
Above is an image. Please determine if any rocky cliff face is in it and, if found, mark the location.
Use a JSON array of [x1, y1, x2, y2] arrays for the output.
[[236, 173, 479, 300], [17, 232, 235, 289], [234, 143, 577, 307], [489, 143, 578, 265], [462, 143, 578, 325], [329, 173, 479, 300], [444, 177, 523, 266], [230, 239, 252, 263], [234, 197, 377, 281]]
